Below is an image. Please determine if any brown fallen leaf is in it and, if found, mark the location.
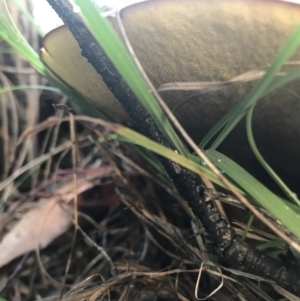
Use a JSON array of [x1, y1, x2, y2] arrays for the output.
[[0, 165, 116, 268], [0, 198, 72, 268]]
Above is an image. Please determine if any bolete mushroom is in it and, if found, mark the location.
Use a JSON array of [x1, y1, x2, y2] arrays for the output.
[[41, 0, 300, 194]]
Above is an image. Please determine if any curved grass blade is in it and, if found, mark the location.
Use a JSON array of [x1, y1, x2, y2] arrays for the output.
[[257, 240, 286, 252], [200, 25, 300, 150], [199, 67, 300, 149], [113, 126, 221, 185], [246, 105, 300, 206], [205, 149, 300, 239]]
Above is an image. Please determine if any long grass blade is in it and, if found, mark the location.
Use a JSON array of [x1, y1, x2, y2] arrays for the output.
[[70, 0, 187, 156], [205, 149, 300, 239], [200, 25, 300, 150], [246, 105, 300, 206], [0, 7, 45, 74]]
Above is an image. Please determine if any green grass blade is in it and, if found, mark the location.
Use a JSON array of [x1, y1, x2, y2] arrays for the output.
[[242, 215, 254, 241], [12, 0, 45, 36], [70, 0, 187, 156], [0, 7, 45, 75], [200, 25, 300, 150], [199, 105, 237, 149], [205, 149, 300, 239], [199, 67, 300, 149], [78, 118, 225, 188], [246, 105, 300, 206], [132, 144, 168, 177], [257, 240, 286, 252], [264, 67, 300, 94]]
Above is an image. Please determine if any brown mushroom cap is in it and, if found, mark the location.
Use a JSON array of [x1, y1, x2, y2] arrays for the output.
[[41, 0, 300, 193]]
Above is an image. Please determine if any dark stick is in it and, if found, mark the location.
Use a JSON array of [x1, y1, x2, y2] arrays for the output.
[[45, 0, 300, 294]]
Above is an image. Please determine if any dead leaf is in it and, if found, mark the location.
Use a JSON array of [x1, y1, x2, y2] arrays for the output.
[[0, 165, 118, 267], [0, 198, 72, 268]]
